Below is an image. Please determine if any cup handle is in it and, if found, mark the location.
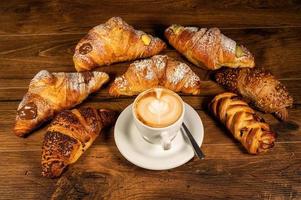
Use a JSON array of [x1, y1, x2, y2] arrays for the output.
[[160, 131, 171, 150]]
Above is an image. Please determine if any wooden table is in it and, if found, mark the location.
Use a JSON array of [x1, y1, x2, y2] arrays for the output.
[[1, 1, 300, 199]]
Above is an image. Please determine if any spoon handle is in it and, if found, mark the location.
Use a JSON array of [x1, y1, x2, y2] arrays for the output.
[[182, 122, 205, 160]]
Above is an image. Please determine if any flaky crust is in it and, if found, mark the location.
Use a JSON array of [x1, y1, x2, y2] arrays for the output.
[[14, 70, 109, 137], [210, 92, 276, 154], [215, 68, 293, 120], [41, 107, 116, 178], [73, 17, 166, 71], [109, 55, 201, 96], [165, 25, 255, 70]]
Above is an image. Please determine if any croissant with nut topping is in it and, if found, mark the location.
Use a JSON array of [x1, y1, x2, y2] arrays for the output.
[[165, 25, 255, 70], [215, 68, 293, 120], [14, 70, 109, 137], [210, 92, 276, 154], [109, 55, 201, 96], [73, 17, 166, 71], [41, 107, 116, 178]]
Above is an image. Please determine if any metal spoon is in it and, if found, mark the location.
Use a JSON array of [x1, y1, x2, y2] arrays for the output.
[[181, 122, 205, 160]]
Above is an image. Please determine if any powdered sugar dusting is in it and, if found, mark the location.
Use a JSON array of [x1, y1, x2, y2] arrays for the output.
[[68, 73, 82, 92], [169, 63, 189, 84], [221, 34, 236, 53], [202, 28, 218, 51], [153, 55, 167, 71], [30, 70, 53, 86], [145, 68, 154, 80], [184, 73, 200, 88], [135, 30, 144, 37], [32, 70, 51, 81], [185, 27, 199, 32], [114, 76, 128, 88], [190, 28, 209, 50], [133, 59, 152, 71], [133, 59, 155, 80]]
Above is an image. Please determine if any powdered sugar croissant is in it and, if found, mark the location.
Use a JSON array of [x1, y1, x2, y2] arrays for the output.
[[165, 25, 255, 70], [14, 70, 109, 137], [73, 17, 166, 71], [215, 68, 293, 120], [109, 55, 201, 96]]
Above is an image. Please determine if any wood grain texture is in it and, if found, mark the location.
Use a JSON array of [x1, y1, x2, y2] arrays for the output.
[[0, 0, 301, 199], [0, 0, 301, 35], [1, 145, 300, 200]]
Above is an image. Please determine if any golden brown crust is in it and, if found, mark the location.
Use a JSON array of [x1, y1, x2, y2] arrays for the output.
[[165, 25, 255, 70], [41, 107, 116, 178], [209, 92, 276, 154], [215, 68, 293, 120], [14, 70, 109, 137], [73, 17, 166, 71], [109, 55, 201, 96]]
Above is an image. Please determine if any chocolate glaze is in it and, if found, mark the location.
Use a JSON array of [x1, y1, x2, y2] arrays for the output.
[[17, 102, 37, 120], [82, 72, 94, 84], [79, 43, 92, 55]]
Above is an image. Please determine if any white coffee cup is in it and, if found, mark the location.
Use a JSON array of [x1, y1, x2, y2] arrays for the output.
[[132, 87, 185, 150]]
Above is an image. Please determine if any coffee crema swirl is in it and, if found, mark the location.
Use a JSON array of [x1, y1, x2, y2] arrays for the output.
[[134, 89, 183, 128]]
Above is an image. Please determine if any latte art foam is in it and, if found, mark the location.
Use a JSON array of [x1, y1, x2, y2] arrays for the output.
[[134, 89, 183, 128]]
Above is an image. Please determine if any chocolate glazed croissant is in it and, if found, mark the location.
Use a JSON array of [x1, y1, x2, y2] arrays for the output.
[[210, 92, 276, 154], [41, 107, 116, 178], [14, 70, 109, 137], [215, 68, 293, 120], [109, 55, 201, 96], [165, 25, 255, 70], [73, 17, 166, 71]]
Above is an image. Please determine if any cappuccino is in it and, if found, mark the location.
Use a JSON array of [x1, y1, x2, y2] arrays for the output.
[[134, 88, 183, 128]]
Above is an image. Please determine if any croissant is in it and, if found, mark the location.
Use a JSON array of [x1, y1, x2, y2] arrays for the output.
[[210, 92, 276, 154], [165, 25, 255, 70], [41, 107, 116, 178], [109, 55, 201, 96], [14, 70, 109, 137], [215, 68, 293, 120], [73, 17, 166, 71]]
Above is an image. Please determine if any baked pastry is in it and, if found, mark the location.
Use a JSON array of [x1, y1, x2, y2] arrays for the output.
[[73, 17, 166, 71], [41, 107, 116, 178], [209, 92, 276, 154], [165, 25, 255, 70], [215, 68, 293, 120], [14, 70, 109, 137], [109, 55, 201, 96]]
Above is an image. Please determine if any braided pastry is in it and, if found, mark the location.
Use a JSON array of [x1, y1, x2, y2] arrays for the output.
[[209, 92, 276, 154]]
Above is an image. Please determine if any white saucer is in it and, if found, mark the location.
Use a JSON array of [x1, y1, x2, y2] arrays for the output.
[[114, 103, 204, 170]]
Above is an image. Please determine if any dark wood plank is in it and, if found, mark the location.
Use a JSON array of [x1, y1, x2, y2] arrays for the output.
[[0, 143, 300, 199], [0, 0, 301, 35]]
